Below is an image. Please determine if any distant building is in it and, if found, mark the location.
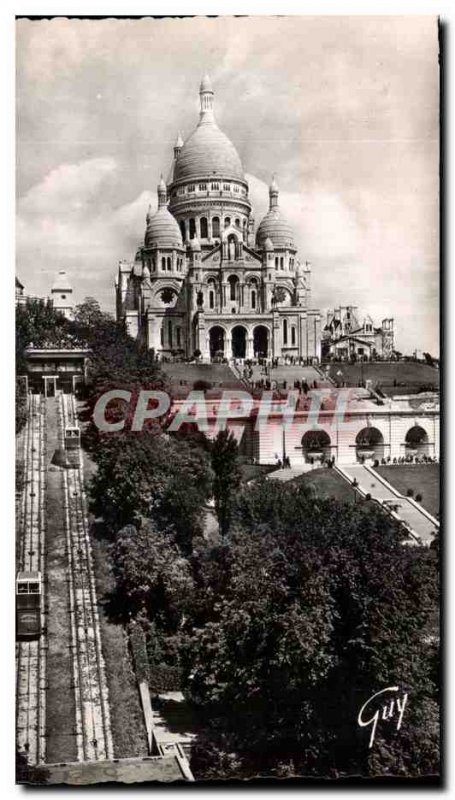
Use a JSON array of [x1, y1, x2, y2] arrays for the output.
[[49, 271, 74, 319], [322, 305, 394, 360]]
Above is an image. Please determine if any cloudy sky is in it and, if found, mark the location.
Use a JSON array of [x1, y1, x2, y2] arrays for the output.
[[16, 15, 439, 354]]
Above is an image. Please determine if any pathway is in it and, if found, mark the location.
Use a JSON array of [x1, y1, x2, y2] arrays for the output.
[[339, 464, 437, 544]]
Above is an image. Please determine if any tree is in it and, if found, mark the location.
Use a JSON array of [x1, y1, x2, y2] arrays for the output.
[[111, 521, 192, 626], [89, 429, 212, 551], [181, 481, 439, 779], [16, 298, 70, 373], [211, 430, 242, 537]]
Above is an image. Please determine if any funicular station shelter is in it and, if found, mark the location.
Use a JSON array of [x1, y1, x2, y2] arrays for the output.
[[24, 346, 91, 396]]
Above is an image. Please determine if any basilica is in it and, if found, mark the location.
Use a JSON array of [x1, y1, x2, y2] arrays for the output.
[[115, 76, 321, 362]]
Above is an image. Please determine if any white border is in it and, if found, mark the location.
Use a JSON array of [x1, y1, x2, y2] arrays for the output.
[[1, 2, 452, 797]]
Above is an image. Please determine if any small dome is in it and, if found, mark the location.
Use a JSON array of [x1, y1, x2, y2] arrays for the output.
[[256, 208, 295, 250], [145, 206, 183, 249], [190, 237, 201, 252], [264, 236, 274, 252]]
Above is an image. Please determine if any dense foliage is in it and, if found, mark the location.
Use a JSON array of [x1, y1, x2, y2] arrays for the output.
[[16, 298, 72, 373], [181, 481, 439, 779], [211, 430, 242, 536], [88, 428, 213, 552]]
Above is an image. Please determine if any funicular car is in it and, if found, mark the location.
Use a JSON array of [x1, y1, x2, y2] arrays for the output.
[[64, 426, 81, 466], [16, 571, 42, 638]]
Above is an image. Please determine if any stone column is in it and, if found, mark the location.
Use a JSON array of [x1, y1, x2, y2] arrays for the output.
[[226, 331, 232, 359], [246, 335, 254, 360], [272, 312, 280, 360]]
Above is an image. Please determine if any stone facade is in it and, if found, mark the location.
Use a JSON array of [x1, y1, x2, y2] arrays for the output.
[[116, 77, 321, 362], [322, 305, 394, 360]]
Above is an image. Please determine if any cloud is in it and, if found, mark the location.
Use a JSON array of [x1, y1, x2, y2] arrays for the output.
[[18, 158, 117, 214], [16, 158, 155, 308]]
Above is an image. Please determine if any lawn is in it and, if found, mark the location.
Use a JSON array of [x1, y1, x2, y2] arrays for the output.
[[325, 362, 439, 395], [239, 463, 278, 482], [162, 362, 243, 389], [292, 467, 359, 503], [376, 464, 440, 518]]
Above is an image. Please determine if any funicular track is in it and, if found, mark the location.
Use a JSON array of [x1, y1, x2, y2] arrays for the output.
[[58, 393, 114, 762], [16, 394, 47, 765]]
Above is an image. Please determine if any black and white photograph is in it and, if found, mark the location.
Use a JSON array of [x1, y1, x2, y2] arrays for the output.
[[13, 11, 441, 786]]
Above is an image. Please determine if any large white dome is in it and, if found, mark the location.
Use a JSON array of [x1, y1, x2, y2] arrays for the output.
[[171, 77, 244, 184]]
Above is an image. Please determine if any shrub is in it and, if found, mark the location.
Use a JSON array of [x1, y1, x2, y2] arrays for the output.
[[193, 379, 213, 391], [128, 621, 150, 684], [416, 493, 423, 503], [407, 488, 414, 497], [148, 664, 182, 693]]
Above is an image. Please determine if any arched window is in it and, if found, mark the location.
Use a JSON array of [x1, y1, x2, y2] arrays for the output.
[[189, 218, 196, 239], [280, 257, 284, 270], [209, 290, 215, 309], [228, 275, 238, 301], [168, 320, 173, 348], [176, 328, 181, 347], [212, 216, 220, 238], [200, 217, 208, 239], [251, 289, 256, 309], [224, 217, 231, 228], [160, 327, 164, 346], [291, 326, 296, 345], [235, 218, 240, 228], [275, 257, 279, 268], [179, 220, 186, 240], [161, 257, 166, 270], [167, 257, 172, 271], [283, 319, 288, 345]]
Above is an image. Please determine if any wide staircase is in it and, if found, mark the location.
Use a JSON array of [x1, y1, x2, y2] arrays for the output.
[[338, 464, 438, 545], [248, 363, 332, 387]]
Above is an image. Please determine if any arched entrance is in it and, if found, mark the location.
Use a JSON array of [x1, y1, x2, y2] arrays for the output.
[[209, 326, 225, 359], [301, 430, 331, 465], [253, 325, 269, 359], [231, 325, 247, 359], [355, 427, 384, 462], [405, 425, 429, 457]]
